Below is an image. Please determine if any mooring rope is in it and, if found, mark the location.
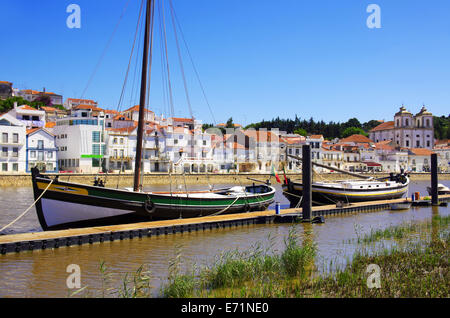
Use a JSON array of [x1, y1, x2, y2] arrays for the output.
[[0, 178, 55, 233], [209, 196, 241, 217]]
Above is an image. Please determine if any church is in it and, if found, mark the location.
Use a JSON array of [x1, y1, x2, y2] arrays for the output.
[[369, 106, 434, 150]]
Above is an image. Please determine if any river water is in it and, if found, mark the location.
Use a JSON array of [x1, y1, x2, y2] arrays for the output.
[[0, 179, 448, 297]]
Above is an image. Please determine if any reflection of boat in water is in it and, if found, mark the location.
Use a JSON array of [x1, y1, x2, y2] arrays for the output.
[[426, 184, 450, 196], [283, 154, 409, 207], [30, 0, 276, 231]]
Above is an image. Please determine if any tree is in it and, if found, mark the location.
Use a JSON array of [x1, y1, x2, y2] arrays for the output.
[[226, 117, 234, 128], [294, 128, 307, 136], [341, 127, 368, 138]]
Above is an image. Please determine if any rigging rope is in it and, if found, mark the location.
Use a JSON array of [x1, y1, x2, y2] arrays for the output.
[[81, 0, 132, 99], [0, 178, 55, 233]]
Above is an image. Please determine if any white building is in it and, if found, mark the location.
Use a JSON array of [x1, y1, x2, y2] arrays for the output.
[[407, 148, 434, 172], [54, 110, 106, 173], [370, 105, 434, 149], [7, 104, 46, 129], [26, 128, 58, 173], [0, 113, 26, 173]]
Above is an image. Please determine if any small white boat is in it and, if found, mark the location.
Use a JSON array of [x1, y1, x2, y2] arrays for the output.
[[427, 184, 450, 196], [389, 201, 412, 210]]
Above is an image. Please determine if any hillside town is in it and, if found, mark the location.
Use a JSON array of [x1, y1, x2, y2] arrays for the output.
[[0, 80, 449, 175]]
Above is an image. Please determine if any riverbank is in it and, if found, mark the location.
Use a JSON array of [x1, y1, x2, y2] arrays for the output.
[[69, 215, 450, 298], [0, 172, 449, 187]]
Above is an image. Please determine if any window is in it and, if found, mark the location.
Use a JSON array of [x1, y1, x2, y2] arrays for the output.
[[92, 131, 101, 143], [37, 140, 44, 149], [2, 163, 7, 171], [13, 133, 18, 143], [114, 149, 118, 157], [120, 138, 124, 144], [406, 140, 409, 147], [120, 150, 124, 158], [92, 158, 100, 167], [426, 119, 430, 127], [113, 138, 118, 144], [427, 141, 430, 147], [12, 163, 18, 172], [32, 116, 39, 121], [38, 152, 44, 161], [30, 151, 36, 158], [2, 147, 7, 157], [203, 140, 207, 146], [405, 119, 409, 126], [12, 147, 18, 158], [47, 151, 53, 159], [2, 133, 7, 143], [416, 141, 420, 147], [92, 144, 101, 155]]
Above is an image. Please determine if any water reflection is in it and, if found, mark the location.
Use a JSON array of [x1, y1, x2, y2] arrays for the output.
[[0, 180, 449, 297]]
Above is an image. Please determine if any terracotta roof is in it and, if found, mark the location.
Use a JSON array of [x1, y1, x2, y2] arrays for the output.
[[41, 106, 59, 112], [45, 122, 56, 128], [20, 89, 40, 95], [67, 98, 97, 104], [124, 105, 154, 113], [106, 124, 138, 134], [370, 121, 395, 132], [26, 127, 54, 137], [172, 117, 194, 123], [308, 135, 323, 139], [375, 140, 395, 151], [408, 148, 434, 156], [18, 105, 39, 111], [73, 104, 104, 112], [340, 134, 374, 144], [0, 81, 12, 85], [243, 130, 278, 142], [281, 137, 305, 145]]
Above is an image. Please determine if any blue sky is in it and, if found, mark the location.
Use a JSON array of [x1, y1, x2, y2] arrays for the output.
[[1, 0, 449, 126]]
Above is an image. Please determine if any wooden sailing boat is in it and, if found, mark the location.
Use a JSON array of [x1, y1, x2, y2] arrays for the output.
[[31, 0, 275, 231], [282, 154, 409, 206]]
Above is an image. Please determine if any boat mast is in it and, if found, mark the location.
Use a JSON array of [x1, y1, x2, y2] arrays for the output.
[[134, 0, 154, 191]]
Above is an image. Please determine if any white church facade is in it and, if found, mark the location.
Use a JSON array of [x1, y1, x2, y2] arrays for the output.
[[369, 105, 434, 150]]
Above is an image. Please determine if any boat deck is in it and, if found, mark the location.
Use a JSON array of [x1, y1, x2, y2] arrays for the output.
[[1, 195, 449, 254]]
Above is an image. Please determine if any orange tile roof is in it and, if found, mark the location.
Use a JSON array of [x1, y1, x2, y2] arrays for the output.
[[67, 98, 97, 104], [124, 105, 154, 113], [172, 117, 194, 123], [41, 106, 58, 112], [340, 134, 374, 144], [26, 127, 54, 136], [408, 148, 435, 156], [19, 105, 39, 111], [243, 130, 278, 142], [45, 122, 56, 128], [26, 128, 40, 135], [370, 121, 395, 132], [20, 89, 40, 95], [309, 135, 323, 139], [106, 123, 138, 134], [73, 104, 104, 112]]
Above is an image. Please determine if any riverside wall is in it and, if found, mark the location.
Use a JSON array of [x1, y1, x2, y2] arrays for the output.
[[0, 172, 449, 188]]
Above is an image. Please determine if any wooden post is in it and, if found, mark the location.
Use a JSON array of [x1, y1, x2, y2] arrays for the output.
[[431, 153, 438, 206], [302, 144, 312, 222]]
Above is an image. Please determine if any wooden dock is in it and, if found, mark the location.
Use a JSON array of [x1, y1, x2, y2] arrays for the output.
[[1, 195, 449, 255]]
